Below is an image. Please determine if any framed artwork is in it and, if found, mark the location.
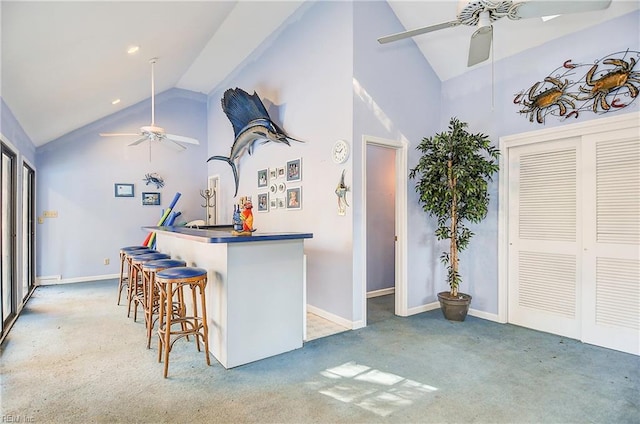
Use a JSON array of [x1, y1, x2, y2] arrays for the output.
[[142, 192, 160, 205], [270, 198, 278, 209], [278, 182, 286, 193], [286, 158, 301, 182], [277, 197, 285, 209], [258, 169, 268, 188], [257, 193, 269, 212], [286, 187, 301, 210], [114, 183, 134, 197], [269, 168, 278, 179], [277, 167, 285, 179], [269, 183, 278, 195]]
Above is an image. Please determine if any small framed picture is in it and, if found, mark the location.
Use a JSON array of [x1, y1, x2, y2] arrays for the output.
[[277, 197, 285, 209], [269, 183, 278, 195], [142, 192, 160, 205], [286, 158, 301, 182], [278, 182, 286, 193], [277, 167, 285, 179], [286, 187, 301, 210], [115, 183, 134, 197], [270, 198, 278, 209], [257, 169, 268, 188], [269, 168, 278, 179], [257, 192, 269, 212]]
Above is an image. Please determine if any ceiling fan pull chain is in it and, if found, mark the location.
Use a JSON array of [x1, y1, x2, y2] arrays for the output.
[[491, 27, 495, 111]]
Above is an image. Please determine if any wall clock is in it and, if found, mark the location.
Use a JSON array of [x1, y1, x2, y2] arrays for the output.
[[332, 139, 350, 164]]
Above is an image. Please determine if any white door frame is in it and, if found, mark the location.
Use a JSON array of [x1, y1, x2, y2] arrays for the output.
[[361, 135, 409, 324], [498, 112, 640, 324]]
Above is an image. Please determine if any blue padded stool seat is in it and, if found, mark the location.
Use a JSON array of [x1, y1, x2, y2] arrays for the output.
[[155, 266, 210, 378], [120, 245, 150, 253], [132, 252, 170, 262], [143, 259, 187, 271], [128, 253, 171, 319], [141, 259, 187, 348], [156, 267, 207, 280], [117, 246, 151, 305]]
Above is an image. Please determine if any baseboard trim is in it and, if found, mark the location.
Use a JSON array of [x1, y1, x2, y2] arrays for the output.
[[36, 273, 119, 286], [307, 304, 355, 330], [407, 301, 441, 316], [366, 287, 395, 298], [468, 308, 501, 323]]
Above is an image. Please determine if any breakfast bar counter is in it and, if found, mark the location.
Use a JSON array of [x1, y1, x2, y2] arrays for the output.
[[147, 226, 313, 368]]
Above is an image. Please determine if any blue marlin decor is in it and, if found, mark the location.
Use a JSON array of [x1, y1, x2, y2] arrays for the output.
[[207, 88, 303, 197]]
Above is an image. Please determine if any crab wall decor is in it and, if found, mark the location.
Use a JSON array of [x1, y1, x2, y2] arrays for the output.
[[143, 172, 164, 189], [514, 50, 640, 124]]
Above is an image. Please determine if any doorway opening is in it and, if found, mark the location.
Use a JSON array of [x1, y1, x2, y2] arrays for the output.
[[206, 175, 219, 225], [362, 135, 408, 326]]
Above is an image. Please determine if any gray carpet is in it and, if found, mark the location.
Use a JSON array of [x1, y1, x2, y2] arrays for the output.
[[1, 280, 638, 423]]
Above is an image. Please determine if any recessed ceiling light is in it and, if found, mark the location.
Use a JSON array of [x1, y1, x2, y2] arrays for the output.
[[127, 45, 140, 54], [112, 99, 121, 105], [541, 14, 560, 22]]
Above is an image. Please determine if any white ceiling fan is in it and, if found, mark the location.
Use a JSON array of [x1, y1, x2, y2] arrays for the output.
[[99, 57, 199, 150], [378, 0, 613, 67]]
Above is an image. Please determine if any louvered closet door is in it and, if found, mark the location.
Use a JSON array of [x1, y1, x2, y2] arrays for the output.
[[508, 138, 581, 339], [581, 129, 639, 355]]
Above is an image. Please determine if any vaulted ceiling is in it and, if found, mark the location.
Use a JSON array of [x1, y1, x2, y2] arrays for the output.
[[2, 1, 637, 147]]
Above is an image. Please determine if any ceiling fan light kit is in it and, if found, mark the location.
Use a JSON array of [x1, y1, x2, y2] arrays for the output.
[[378, 0, 613, 67], [99, 57, 200, 151]]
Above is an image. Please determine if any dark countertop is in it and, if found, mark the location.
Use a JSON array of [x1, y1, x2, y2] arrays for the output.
[[144, 225, 313, 244]]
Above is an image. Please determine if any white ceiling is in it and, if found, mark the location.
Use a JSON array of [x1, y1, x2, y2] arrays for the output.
[[1, 0, 638, 147]]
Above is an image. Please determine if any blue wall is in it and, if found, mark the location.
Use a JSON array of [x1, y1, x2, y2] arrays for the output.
[[1, 97, 37, 303], [439, 9, 640, 314], [36, 88, 208, 280], [353, 0, 443, 312], [1, 97, 36, 164], [207, 1, 358, 322], [9, 3, 638, 323]]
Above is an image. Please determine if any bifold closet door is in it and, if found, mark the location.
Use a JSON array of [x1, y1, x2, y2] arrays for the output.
[[581, 129, 639, 355], [508, 138, 582, 339]]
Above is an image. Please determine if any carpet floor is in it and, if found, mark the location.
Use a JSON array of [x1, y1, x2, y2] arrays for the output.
[[1, 280, 638, 423]]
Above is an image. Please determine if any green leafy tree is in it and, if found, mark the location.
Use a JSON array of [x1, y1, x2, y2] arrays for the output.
[[409, 118, 500, 297]]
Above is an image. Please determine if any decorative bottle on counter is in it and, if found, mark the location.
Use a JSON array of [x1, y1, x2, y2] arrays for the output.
[[233, 204, 243, 231]]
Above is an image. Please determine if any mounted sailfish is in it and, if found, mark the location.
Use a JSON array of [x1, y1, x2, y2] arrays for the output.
[[207, 88, 303, 197]]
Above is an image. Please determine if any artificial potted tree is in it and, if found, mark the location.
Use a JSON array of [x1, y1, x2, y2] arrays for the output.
[[409, 117, 500, 321]]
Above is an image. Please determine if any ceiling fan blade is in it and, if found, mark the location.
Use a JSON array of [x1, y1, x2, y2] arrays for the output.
[[161, 138, 187, 151], [514, 0, 612, 19], [99, 132, 140, 137], [165, 134, 200, 145], [468, 25, 493, 67], [128, 137, 149, 146], [378, 20, 460, 44]]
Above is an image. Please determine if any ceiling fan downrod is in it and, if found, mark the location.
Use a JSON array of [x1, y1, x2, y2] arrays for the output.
[[149, 57, 158, 127]]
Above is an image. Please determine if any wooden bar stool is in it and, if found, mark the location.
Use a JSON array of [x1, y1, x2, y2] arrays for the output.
[[155, 267, 210, 378], [123, 248, 156, 311], [141, 258, 186, 349], [128, 252, 169, 319], [117, 246, 149, 305]]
